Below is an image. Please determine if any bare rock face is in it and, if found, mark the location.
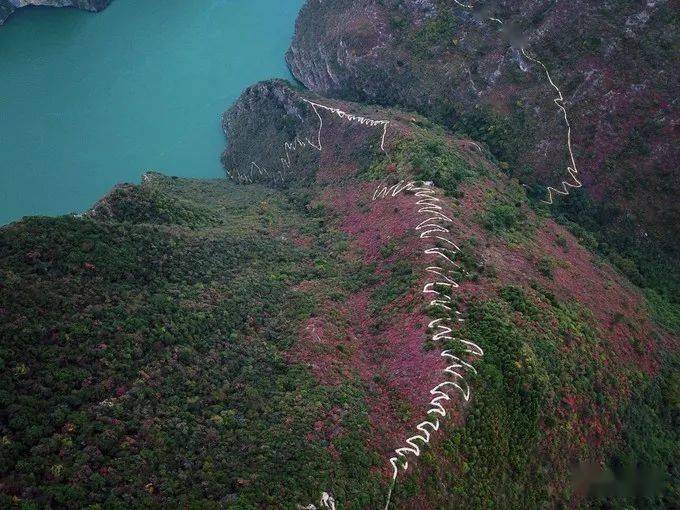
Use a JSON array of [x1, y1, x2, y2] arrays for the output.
[[221, 79, 392, 187], [221, 80, 323, 186], [286, 0, 680, 258], [0, 0, 113, 25]]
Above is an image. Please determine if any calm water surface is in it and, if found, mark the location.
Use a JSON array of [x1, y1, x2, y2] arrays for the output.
[[0, 0, 304, 225]]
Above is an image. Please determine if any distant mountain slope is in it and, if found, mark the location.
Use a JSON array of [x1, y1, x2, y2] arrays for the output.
[[286, 0, 680, 302], [2, 81, 676, 508]]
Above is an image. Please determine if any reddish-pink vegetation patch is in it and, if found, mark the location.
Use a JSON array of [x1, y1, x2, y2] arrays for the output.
[[289, 315, 346, 386], [289, 231, 315, 248], [453, 179, 660, 376], [544, 391, 610, 460], [447, 178, 667, 465], [316, 161, 360, 183], [340, 288, 467, 475], [321, 182, 420, 263], [287, 127, 669, 491], [377, 307, 442, 406], [287, 288, 448, 465], [567, 59, 678, 243], [305, 406, 346, 446], [290, 280, 322, 293], [344, 291, 444, 456], [535, 225, 659, 374], [289, 179, 469, 472], [307, 100, 412, 186]]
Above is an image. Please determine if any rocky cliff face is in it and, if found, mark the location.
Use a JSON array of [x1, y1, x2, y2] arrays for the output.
[[286, 0, 680, 291], [222, 79, 402, 187], [221, 80, 323, 186], [0, 0, 112, 24]]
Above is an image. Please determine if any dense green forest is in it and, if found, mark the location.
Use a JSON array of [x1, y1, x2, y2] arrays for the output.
[[1, 176, 387, 508]]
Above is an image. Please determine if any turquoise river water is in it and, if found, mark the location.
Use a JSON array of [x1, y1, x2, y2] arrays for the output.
[[0, 0, 304, 225]]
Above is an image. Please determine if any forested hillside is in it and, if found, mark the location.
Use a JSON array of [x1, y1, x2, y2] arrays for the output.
[[2, 81, 677, 507]]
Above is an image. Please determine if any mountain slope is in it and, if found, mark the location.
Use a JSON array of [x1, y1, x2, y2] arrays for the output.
[[0, 174, 387, 507], [221, 79, 678, 508], [2, 80, 676, 508], [286, 0, 680, 302]]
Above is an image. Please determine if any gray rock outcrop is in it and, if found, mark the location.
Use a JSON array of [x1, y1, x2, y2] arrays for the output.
[[0, 0, 112, 25]]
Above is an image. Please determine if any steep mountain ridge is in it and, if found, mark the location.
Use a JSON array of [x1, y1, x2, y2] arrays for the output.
[[1, 78, 677, 509], [222, 79, 677, 507]]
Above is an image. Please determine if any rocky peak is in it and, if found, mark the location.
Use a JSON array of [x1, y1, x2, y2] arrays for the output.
[[222, 79, 397, 187]]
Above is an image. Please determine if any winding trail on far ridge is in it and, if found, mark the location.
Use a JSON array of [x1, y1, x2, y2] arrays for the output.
[[453, 0, 583, 204]]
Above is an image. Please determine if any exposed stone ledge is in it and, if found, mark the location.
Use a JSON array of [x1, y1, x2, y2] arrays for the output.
[[0, 0, 113, 25]]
